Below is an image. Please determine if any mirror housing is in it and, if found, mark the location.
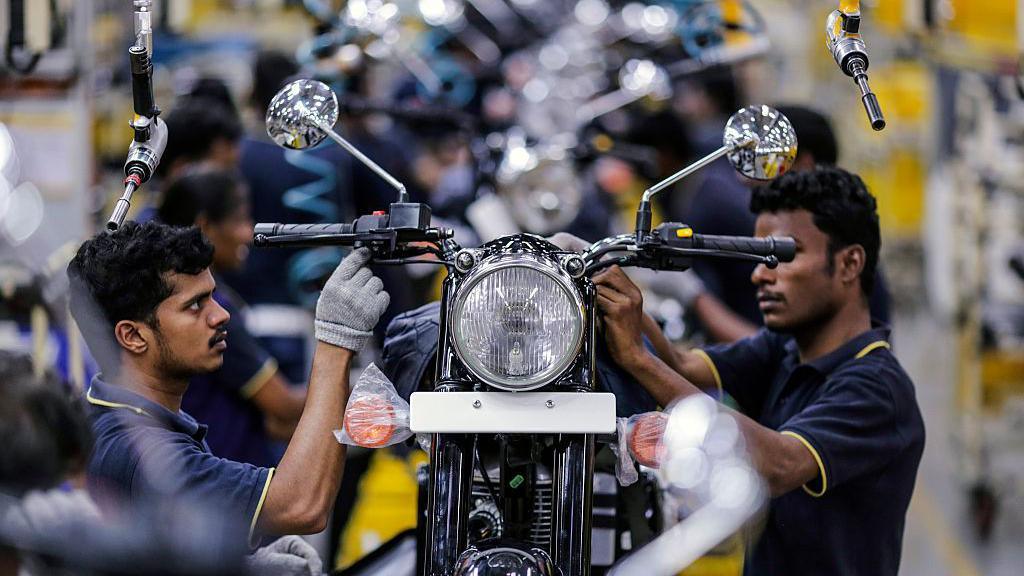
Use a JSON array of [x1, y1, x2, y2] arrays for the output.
[[266, 79, 340, 150], [723, 105, 798, 180]]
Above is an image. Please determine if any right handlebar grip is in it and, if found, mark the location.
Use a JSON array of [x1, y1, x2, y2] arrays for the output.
[[254, 223, 354, 237], [693, 234, 796, 263]]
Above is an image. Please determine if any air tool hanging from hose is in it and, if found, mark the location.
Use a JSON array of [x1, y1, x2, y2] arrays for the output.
[[107, 0, 167, 231], [826, 0, 886, 131]]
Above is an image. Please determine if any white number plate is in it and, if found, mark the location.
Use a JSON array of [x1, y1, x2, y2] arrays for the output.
[[409, 392, 616, 434]]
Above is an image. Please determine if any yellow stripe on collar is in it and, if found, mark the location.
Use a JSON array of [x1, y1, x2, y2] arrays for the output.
[[854, 340, 890, 359], [85, 387, 152, 417]]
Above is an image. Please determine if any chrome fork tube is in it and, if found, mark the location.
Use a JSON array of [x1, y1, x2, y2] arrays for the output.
[[425, 433, 475, 575], [551, 434, 596, 576]]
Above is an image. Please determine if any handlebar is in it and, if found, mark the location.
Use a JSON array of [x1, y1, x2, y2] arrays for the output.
[[253, 217, 794, 277], [252, 209, 454, 255], [691, 234, 795, 263], [254, 223, 355, 237], [583, 224, 796, 275]]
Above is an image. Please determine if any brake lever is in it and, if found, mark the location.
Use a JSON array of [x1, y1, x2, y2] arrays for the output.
[[253, 232, 362, 247]]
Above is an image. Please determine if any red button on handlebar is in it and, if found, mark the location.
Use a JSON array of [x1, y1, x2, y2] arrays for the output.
[[372, 210, 386, 216]]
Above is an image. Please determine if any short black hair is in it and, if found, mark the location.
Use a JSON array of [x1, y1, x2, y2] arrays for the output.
[[157, 97, 243, 179], [251, 50, 299, 115], [693, 65, 741, 114], [0, 351, 93, 496], [750, 167, 880, 296], [185, 77, 239, 120], [67, 222, 213, 376], [157, 170, 248, 227], [626, 109, 694, 164], [774, 105, 838, 165]]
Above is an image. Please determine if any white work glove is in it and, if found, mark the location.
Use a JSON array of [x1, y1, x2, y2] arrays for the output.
[[244, 535, 324, 576], [315, 248, 391, 352], [2, 488, 101, 535]]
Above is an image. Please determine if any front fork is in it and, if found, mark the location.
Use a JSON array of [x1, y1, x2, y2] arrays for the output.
[[424, 433, 475, 576], [552, 434, 596, 576], [422, 433, 595, 576]]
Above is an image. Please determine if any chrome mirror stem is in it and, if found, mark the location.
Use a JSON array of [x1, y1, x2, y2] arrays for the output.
[[304, 111, 409, 203]]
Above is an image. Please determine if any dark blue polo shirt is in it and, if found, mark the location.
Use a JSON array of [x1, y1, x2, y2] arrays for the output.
[[699, 327, 925, 576], [182, 277, 279, 468], [85, 377, 274, 546]]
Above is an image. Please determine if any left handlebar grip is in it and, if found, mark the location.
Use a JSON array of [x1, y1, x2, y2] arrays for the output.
[[254, 223, 354, 237], [692, 234, 796, 263]]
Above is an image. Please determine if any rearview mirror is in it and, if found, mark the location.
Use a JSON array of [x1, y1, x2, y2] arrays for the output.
[[265, 79, 340, 150], [723, 105, 798, 180]]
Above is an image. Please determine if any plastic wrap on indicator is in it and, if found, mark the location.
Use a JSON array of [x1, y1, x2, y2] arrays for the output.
[[611, 411, 669, 486], [334, 363, 413, 448]]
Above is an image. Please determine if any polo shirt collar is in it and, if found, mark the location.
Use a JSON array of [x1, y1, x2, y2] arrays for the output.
[[86, 375, 207, 442], [783, 324, 892, 375]]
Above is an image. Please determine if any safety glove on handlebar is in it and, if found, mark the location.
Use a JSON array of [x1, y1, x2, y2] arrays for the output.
[[315, 248, 390, 353]]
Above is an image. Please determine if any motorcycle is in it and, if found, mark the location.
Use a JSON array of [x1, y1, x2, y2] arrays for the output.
[[254, 79, 797, 576]]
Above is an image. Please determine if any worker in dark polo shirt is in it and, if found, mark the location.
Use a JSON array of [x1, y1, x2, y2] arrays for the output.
[[67, 221, 388, 546], [594, 167, 925, 575], [157, 170, 306, 468]]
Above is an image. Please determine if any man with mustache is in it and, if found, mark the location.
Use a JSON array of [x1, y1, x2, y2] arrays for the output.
[[67, 221, 388, 549], [594, 167, 925, 575], [157, 170, 309, 468]]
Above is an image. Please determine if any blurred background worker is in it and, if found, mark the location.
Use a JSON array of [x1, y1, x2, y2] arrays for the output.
[[222, 50, 421, 382], [157, 97, 244, 184], [158, 169, 306, 467], [0, 350, 99, 576], [0, 349, 327, 576], [1, 0, 1022, 574]]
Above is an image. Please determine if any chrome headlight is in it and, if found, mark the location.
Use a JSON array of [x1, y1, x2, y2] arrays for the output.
[[451, 255, 584, 391]]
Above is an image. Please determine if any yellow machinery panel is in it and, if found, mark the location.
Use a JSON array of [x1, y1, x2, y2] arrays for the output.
[[337, 450, 428, 569], [946, 0, 1018, 56]]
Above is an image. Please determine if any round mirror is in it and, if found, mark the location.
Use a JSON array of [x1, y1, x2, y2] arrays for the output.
[[266, 79, 340, 150], [723, 105, 797, 180]]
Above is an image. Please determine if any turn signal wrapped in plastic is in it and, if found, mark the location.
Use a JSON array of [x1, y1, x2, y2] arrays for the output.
[[611, 411, 669, 486], [335, 363, 413, 448], [627, 411, 669, 468]]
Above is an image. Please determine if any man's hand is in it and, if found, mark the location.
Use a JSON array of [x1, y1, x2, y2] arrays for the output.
[[315, 248, 390, 353], [245, 535, 323, 576], [593, 265, 648, 369]]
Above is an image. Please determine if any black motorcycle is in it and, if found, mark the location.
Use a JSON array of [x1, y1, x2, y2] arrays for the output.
[[254, 80, 797, 576]]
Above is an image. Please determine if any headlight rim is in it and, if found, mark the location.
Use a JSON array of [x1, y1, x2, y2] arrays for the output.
[[450, 253, 585, 391]]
